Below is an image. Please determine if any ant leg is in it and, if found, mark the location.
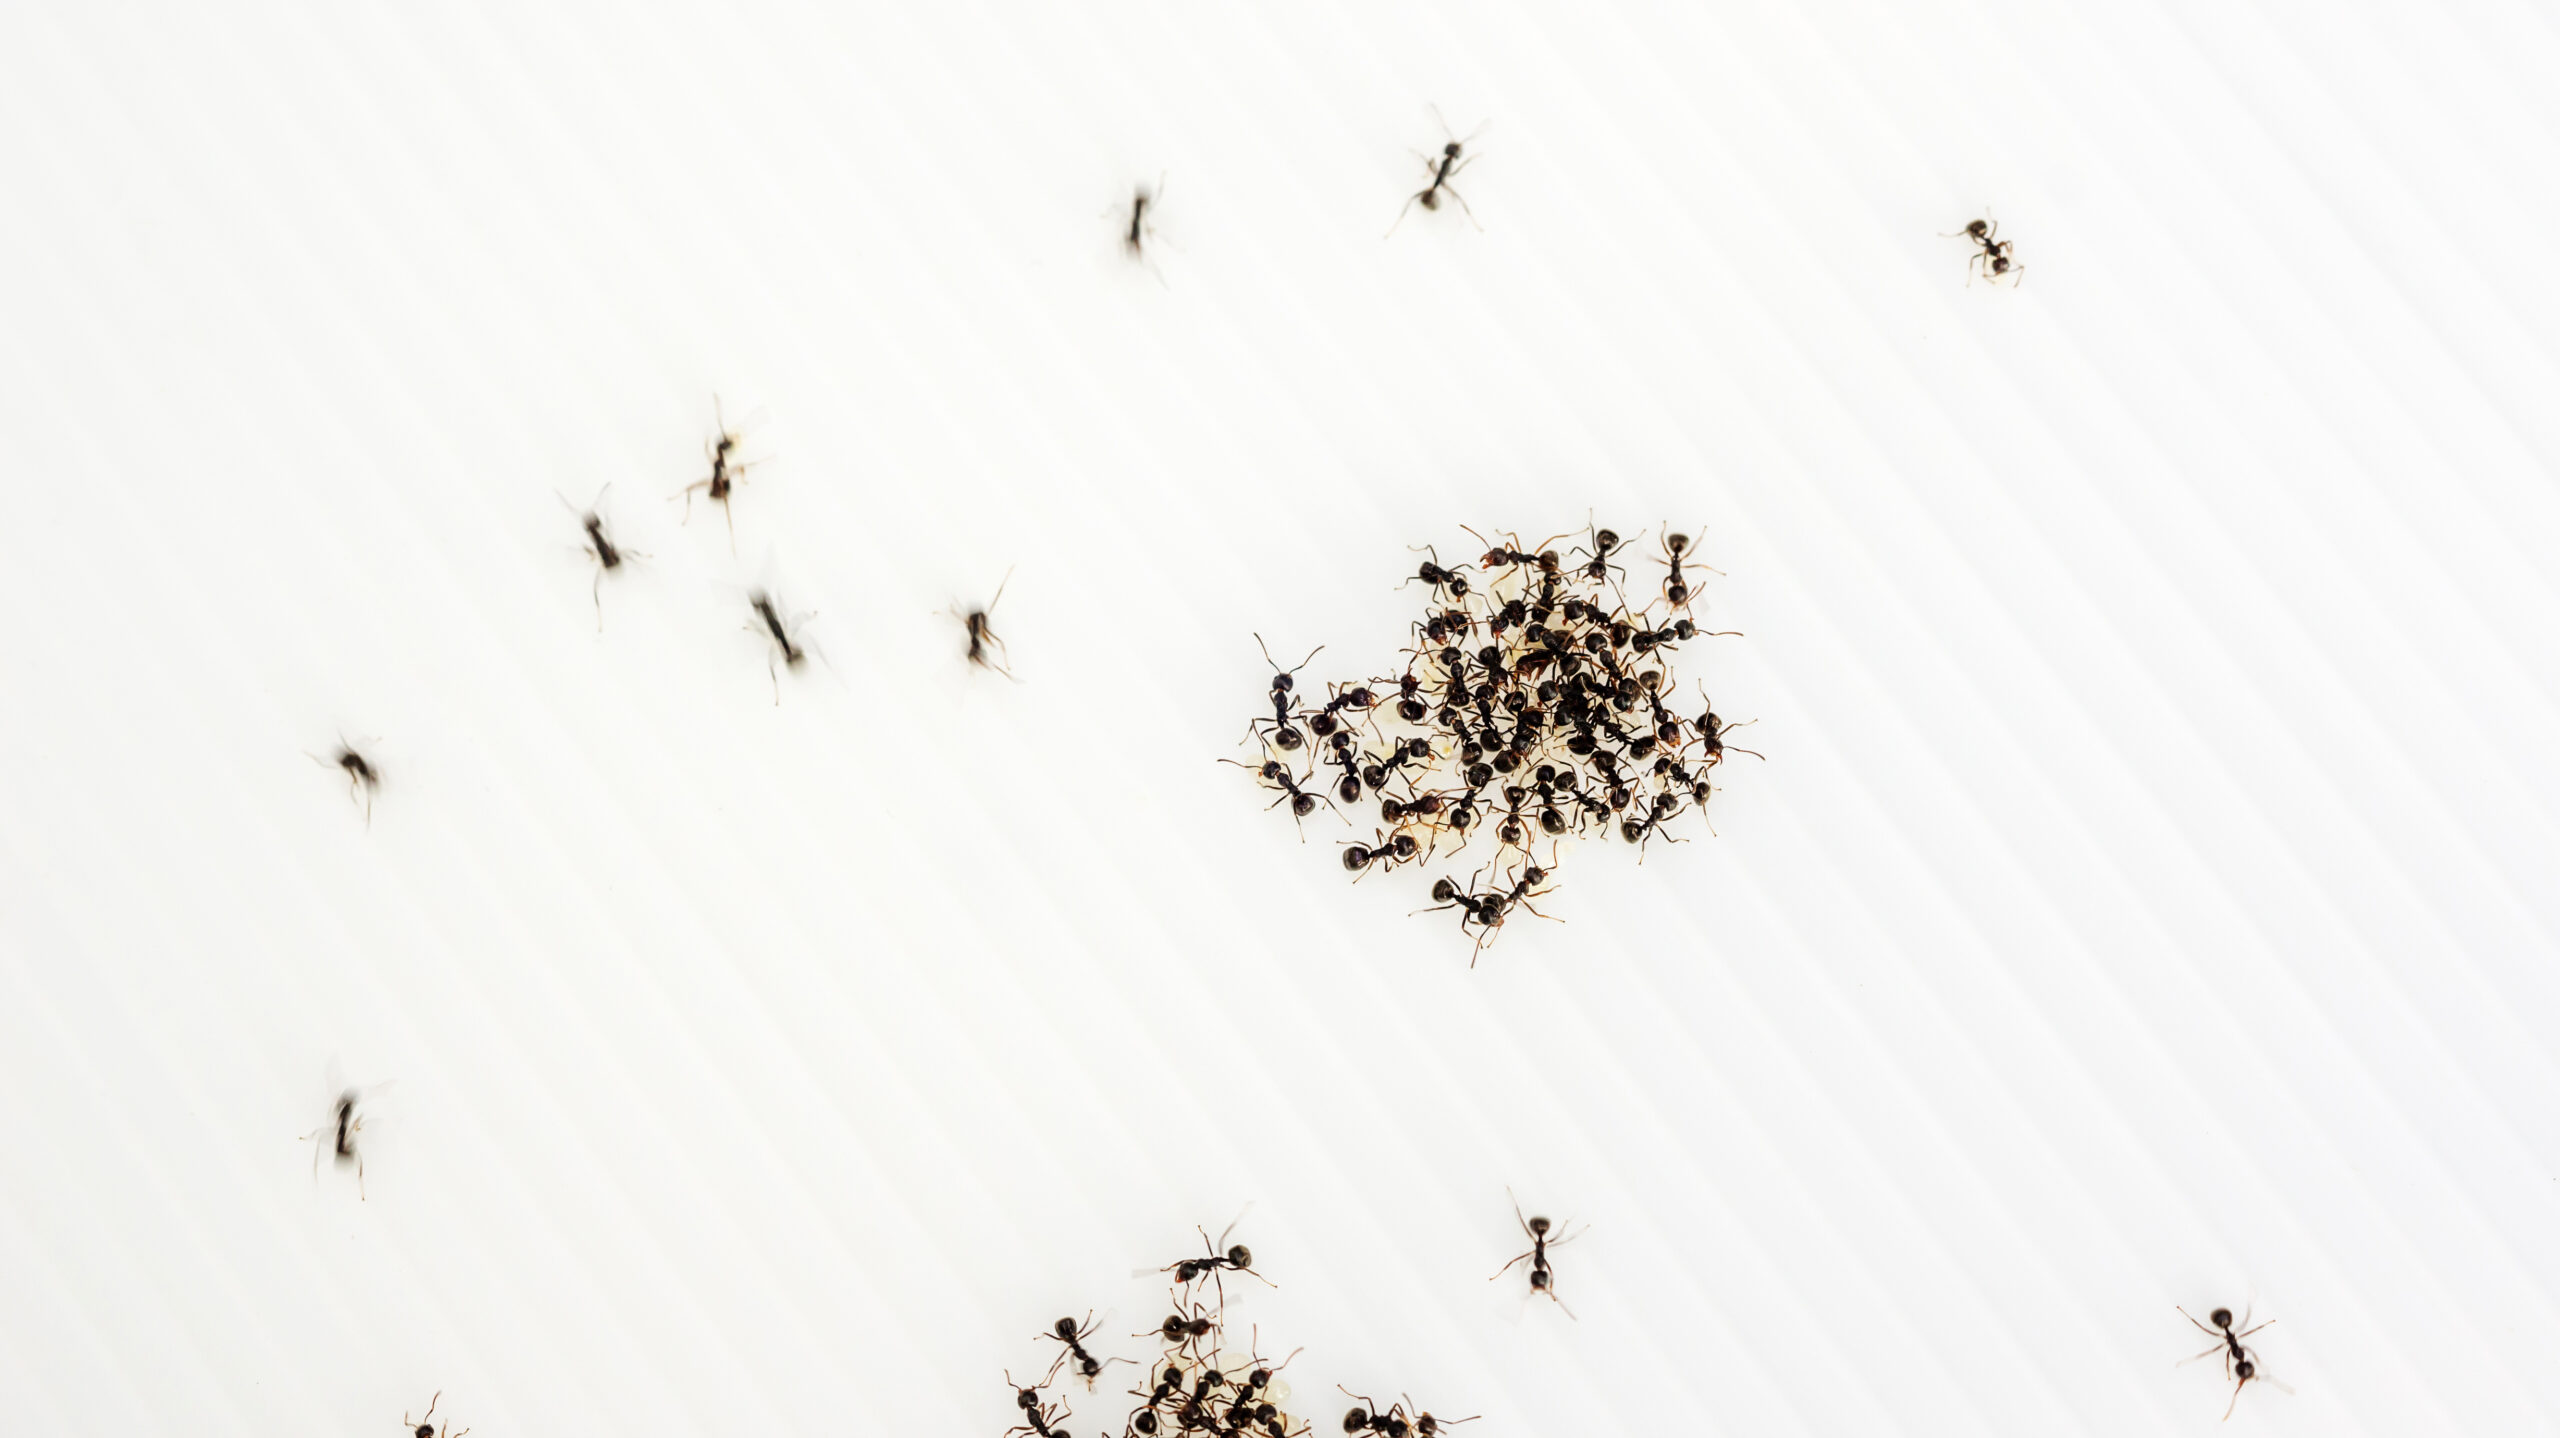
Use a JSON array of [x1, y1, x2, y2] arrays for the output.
[[1445, 183, 1483, 231], [1492, 1250, 1533, 1280], [723, 497, 737, 557], [592, 569, 605, 632], [355, 1149, 366, 1201], [1386, 190, 1426, 239]]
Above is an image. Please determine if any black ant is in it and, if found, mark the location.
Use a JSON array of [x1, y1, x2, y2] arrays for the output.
[[1946, 216, 2022, 285], [1165, 1219, 1270, 1302], [1305, 683, 1379, 743], [1127, 1362, 1186, 1436], [1462, 525, 1564, 576], [1150, 1300, 1219, 1353], [1125, 174, 1165, 263], [1493, 1187, 1580, 1317], [1573, 523, 1630, 584], [679, 397, 752, 553], [958, 567, 1017, 679], [1402, 546, 1470, 599], [1401, 1401, 1477, 1438], [556, 485, 641, 630], [1694, 698, 1764, 765], [1250, 635, 1322, 751], [1342, 828, 1421, 875], [1042, 1312, 1128, 1391], [1387, 106, 1486, 237], [404, 1391, 467, 1438], [1223, 756, 1335, 837], [301, 1087, 368, 1199], [1339, 1391, 1408, 1438], [1006, 1363, 1075, 1438], [1656, 528, 1718, 608], [748, 588, 809, 704], [2180, 1305, 2287, 1421], [308, 740, 380, 827]]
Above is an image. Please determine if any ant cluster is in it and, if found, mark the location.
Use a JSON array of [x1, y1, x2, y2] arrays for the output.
[[1005, 1226, 1326, 1438], [1231, 523, 1755, 958]]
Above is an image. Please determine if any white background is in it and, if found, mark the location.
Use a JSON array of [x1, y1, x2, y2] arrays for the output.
[[2, 1, 2556, 1434]]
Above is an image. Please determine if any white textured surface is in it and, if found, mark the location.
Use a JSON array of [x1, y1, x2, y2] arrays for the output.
[[2, 2, 2556, 1434]]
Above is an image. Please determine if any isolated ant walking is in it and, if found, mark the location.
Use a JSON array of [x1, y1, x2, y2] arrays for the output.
[[1388, 107, 1487, 237], [2180, 1305, 2288, 1420], [301, 1087, 369, 1200], [748, 589, 809, 704], [308, 740, 381, 827], [1493, 1188, 1581, 1317], [1947, 216, 2022, 285], [559, 485, 641, 630], [403, 1391, 468, 1438], [678, 397, 753, 552], [958, 568, 1017, 678], [1249, 635, 1322, 752]]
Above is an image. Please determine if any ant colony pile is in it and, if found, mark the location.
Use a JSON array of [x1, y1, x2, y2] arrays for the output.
[[1005, 1226, 1473, 1438], [1231, 524, 1756, 958]]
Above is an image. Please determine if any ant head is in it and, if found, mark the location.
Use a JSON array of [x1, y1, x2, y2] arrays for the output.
[[2210, 1307, 2234, 1329], [1432, 877, 1459, 903], [1162, 1316, 1187, 1340], [1053, 1316, 1081, 1340], [1965, 218, 1989, 238], [1343, 1410, 1371, 1434], [1666, 532, 1691, 555], [1227, 1243, 1252, 1268], [1528, 1215, 1551, 1235], [1444, 140, 1464, 159], [1164, 1365, 1187, 1387], [1595, 527, 1620, 550], [1250, 1368, 1273, 1389]]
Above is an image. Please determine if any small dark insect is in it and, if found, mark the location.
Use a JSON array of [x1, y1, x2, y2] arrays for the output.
[[2180, 1305, 2288, 1421], [679, 396, 753, 553], [1655, 527, 1718, 608], [1492, 1187, 1580, 1317], [1250, 634, 1323, 752], [403, 1391, 467, 1438], [1165, 1218, 1269, 1299], [1339, 1391, 1406, 1438], [959, 567, 1017, 679], [1402, 1400, 1479, 1438], [1387, 106, 1487, 237], [1575, 524, 1628, 584], [748, 588, 809, 705], [559, 485, 640, 630], [301, 1087, 368, 1200], [1006, 1363, 1075, 1438], [1042, 1312, 1127, 1391], [1947, 216, 2022, 285], [1152, 1300, 1218, 1350], [1401, 545, 1471, 600], [1694, 700, 1764, 765], [1124, 174, 1166, 268], [307, 741, 381, 827]]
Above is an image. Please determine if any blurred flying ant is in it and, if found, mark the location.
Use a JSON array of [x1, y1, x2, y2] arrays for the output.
[[2180, 1305, 2288, 1421], [301, 1086, 370, 1200], [1387, 106, 1487, 237], [1493, 1187, 1581, 1317], [306, 739, 381, 828], [558, 485, 643, 631], [748, 589, 810, 704], [1041, 1312, 1129, 1391], [1005, 1362, 1074, 1438], [1122, 173, 1168, 279], [403, 1391, 467, 1438], [1945, 216, 2022, 285], [956, 567, 1017, 679], [678, 396, 754, 553]]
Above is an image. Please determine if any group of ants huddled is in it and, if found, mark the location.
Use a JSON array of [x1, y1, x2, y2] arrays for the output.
[[1228, 521, 1759, 958], [1005, 1203, 1578, 1438]]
